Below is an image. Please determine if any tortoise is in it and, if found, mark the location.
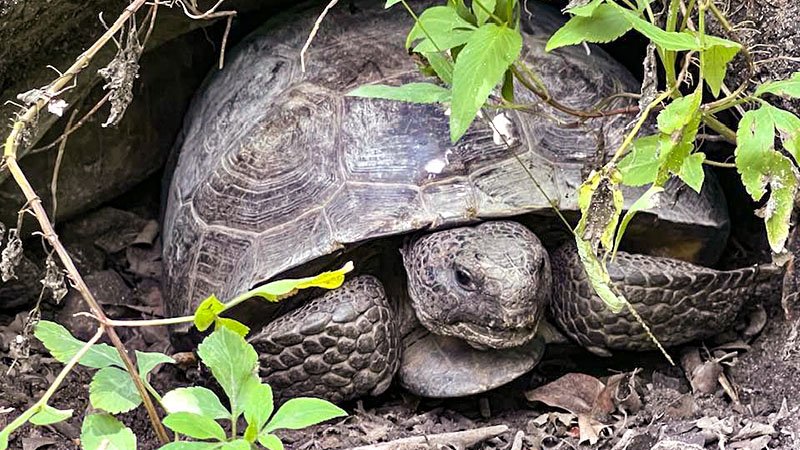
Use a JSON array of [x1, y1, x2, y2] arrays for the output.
[[162, 0, 770, 402]]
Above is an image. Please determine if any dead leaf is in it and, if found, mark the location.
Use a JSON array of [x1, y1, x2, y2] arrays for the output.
[[730, 435, 772, 450], [22, 437, 56, 450], [733, 422, 775, 441], [526, 373, 606, 415]]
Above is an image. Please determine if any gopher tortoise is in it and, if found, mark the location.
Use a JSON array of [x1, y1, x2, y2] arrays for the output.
[[163, 0, 769, 402]]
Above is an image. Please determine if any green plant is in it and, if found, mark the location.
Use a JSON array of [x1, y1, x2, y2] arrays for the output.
[[347, 0, 800, 353], [158, 326, 346, 450], [0, 263, 353, 450]]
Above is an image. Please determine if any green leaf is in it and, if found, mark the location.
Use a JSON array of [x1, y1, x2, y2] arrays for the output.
[[196, 327, 259, 418], [736, 105, 799, 252], [736, 107, 777, 201], [163, 412, 227, 441], [245, 262, 354, 303], [243, 379, 274, 434], [566, 0, 604, 17], [755, 72, 800, 98], [701, 42, 740, 97], [450, 23, 522, 142], [89, 367, 141, 414], [136, 350, 174, 380], [346, 83, 452, 104], [385, 0, 402, 7], [218, 440, 251, 450], [765, 104, 800, 164], [263, 398, 347, 434], [678, 152, 706, 192], [473, 0, 497, 25], [611, 4, 698, 51], [546, 4, 632, 51], [406, 6, 476, 50], [34, 321, 123, 369], [423, 52, 454, 85], [162, 387, 230, 420], [612, 186, 665, 258], [159, 443, 220, 450], [195, 294, 225, 332], [657, 91, 701, 134], [29, 405, 72, 426], [575, 236, 627, 312], [215, 318, 251, 337], [413, 29, 473, 52], [258, 434, 284, 450], [501, 68, 514, 102], [618, 135, 660, 186], [80, 414, 136, 450]]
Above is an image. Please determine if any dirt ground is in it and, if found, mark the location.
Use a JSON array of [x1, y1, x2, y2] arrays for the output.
[[0, 171, 798, 450]]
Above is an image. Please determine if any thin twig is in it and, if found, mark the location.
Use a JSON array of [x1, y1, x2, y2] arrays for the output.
[[28, 92, 112, 156], [349, 425, 509, 450], [51, 109, 79, 224], [300, 0, 340, 72]]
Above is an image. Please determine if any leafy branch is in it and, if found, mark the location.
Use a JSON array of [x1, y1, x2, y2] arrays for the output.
[[340, 0, 800, 357]]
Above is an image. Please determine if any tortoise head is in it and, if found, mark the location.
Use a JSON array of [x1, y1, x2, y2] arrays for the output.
[[402, 220, 550, 349]]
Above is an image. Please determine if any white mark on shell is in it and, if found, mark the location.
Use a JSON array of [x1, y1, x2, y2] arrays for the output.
[[424, 150, 453, 178], [491, 113, 516, 145]]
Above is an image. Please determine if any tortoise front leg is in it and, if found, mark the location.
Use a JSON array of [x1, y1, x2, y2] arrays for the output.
[[248, 276, 399, 403]]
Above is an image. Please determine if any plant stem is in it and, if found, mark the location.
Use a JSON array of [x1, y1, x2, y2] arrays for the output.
[[701, 113, 737, 144], [2, 157, 170, 444], [0, 328, 105, 441]]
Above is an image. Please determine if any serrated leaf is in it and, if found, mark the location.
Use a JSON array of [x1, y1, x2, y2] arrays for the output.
[[262, 398, 347, 434], [29, 405, 72, 426], [162, 387, 230, 420], [450, 23, 522, 142], [346, 83, 452, 103], [755, 72, 800, 98], [34, 321, 122, 369], [473, 0, 496, 25], [764, 104, 800, 164], [546, 4, 632, 52], [245, 262, 353, 302], [618, 135, 660, 186], [701, 42, 740, 97], [385, 0, 402, 7], [575, 236, 627, 312], [163, 412, 227, 441], [612, 186, 665, 258], [158, 443, 219, 450], [736, 105, 799, 252], [89, 367, 141, 414], [136, 350, 174, 380], [258, 434, 284, 450], [657, 91, 701, 134], [406, 6, 476, 50], [679, 152, 706, 192], [243, 378, 274, 434], [566, 0, 603, 17], [195, 294, 225, 332], [196, 327, 259, 419], [736, 107, 776, 201], [80, 414, 136, 450]]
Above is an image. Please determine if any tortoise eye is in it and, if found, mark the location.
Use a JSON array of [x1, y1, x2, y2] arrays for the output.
[[454, 267, 475, 290]]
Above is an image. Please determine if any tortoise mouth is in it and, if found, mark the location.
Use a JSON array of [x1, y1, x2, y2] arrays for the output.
[[450, 319, 541, 349]]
